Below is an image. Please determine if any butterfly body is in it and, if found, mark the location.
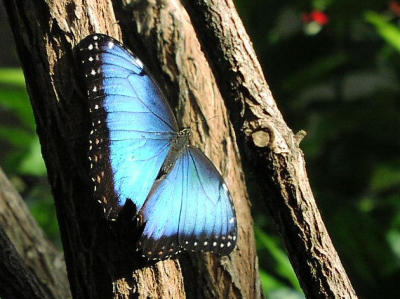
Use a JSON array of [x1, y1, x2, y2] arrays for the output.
[[160, 128, 191, 176], [76, 34, 237, 260]]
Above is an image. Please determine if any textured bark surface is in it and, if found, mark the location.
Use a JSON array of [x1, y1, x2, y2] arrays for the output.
[[0, 168, 70, 299], [4, 0, 259, 298], [113, 1, 260, 298], [0, 227, 49, 299], [183, 0, 358, 298], [4, 1, 126, 297]]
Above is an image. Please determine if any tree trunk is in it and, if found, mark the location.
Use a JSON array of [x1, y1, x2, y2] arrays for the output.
[[3, 0, 260, 298]]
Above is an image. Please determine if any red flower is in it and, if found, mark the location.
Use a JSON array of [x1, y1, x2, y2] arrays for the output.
[[302, 10, 329, 25], [390, 1, 400, 16]]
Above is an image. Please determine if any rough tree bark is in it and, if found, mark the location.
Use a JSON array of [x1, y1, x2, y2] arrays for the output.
[[1, 0, 358, 298], [182, 1, 358, 298], [0, 167, 70, 298], [0, 227, 49, 299], [4, 0, 259, 298]]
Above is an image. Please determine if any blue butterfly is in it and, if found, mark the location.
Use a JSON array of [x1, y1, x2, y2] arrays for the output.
[[77, 34, 237, 260]]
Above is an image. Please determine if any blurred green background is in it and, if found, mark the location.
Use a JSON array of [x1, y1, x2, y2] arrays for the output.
[[1, 1, 399, 298]]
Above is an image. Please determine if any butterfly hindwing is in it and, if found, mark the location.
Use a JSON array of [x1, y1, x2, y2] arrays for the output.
[[77, 34, 178, 217], [139, 147, 237, 260]]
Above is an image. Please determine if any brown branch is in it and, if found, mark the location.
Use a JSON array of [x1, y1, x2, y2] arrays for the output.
[[183, 0, 357, 298], [0, 226, 50, 299], [0, 167, 70, 298], [4, 0, 260, 298]]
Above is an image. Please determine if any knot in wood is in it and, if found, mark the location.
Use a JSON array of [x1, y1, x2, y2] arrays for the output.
[[251, 130, 270, 148]]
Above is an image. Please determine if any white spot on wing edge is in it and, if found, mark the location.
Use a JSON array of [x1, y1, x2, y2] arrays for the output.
[[134, 57, 144, 69], [222, 183, 229, 193]]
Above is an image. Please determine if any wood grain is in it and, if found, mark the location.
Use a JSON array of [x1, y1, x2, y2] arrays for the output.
[[183, 0, 358, 298], [0, 168, 70, 298]]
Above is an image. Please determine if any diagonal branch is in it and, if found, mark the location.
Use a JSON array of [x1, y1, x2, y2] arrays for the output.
[[0, 167, 70, 298], [183, 0, 357, 298], [0, 225, 50, 299]]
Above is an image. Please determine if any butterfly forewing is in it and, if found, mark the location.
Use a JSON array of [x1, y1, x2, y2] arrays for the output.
[[77, 34, 178, 217]]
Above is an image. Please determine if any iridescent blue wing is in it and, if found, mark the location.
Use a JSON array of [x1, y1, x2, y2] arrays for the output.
[[139, 147, 237, 260], [76, 34, 178, 218]]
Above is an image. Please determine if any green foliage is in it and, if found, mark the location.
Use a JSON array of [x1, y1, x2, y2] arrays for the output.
[[237, 0, 400, 297], [27, 183, 60, 247], [0, 68, 35, 128], [0, 67, 58, 246], [255, 227, 303, 297], [0, 68, 44, 175], [365, 11, 400, 52]]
